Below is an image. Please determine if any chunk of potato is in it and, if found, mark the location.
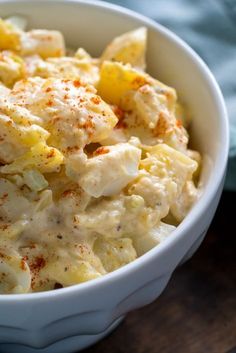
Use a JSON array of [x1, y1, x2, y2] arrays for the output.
[[98, 61, 148, 105], [76, 143, 141, 198], [0, 107, 49, 163], [0, 18, 21, 51], [0, 142, 64, 174], [42, 260, 102, 288], [0, 51, 25, 87], [141, 143, 198, 194], [93, 237, 137, 272], [0, 178, 30, 222], [101, 27, 147, 70], [20, 29, 65, 58], [133, 222, 176, 256], [25, 55, 99, 86], [9, 77, 118, 149], [0, 251, 31, 294], [97, 61, 176, 111]]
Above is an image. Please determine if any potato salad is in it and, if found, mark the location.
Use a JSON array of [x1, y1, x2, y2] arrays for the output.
[[0, 18, 201, 294]]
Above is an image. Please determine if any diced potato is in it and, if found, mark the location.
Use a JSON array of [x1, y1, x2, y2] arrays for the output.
[[75, 47, 92, 60], [141, 143, 198, 194], [128, 174, 177, 211], [0, 178, 30, 222], [0, 142, 64, 174], [57, 182, 91, 215], [98, 61, 148, 105], [187, 149, 202, 181], [43, 260, 102, 287], [0, 98, 44, 126], [0, 109, 47, 143], [0, 141, 26, 164], [64, 149, 88, 182], [118, 84, 188, 151], [0, 51, 25, 87], [47, 57, 99, 85], [20, 29, 65, 58], [9, 77, 118, 149], [26, 56, 99, 86], [94, 237, 137, 272], [76, 143, 141, 198], [123, 195, 158, 235], [0, 109, 49, 163], [150, 79, 177, 113], [133, 222, 176, 256], [123, 84, 170, 129], [77, 197, 125, 238], [0, 18, 21, 51], [100, 128, 128, 145], [170, 180, 198, 222], [154, 117, 189, 153], [0, 251, 31, 294], [98, 61, 176, 111], [100, 27, 147, 70]]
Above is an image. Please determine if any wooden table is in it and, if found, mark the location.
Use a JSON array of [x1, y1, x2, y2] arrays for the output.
[[85, 192, 236, 353]]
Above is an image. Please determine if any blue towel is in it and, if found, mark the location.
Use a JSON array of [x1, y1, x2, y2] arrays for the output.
[[104, 0, 236, 190]]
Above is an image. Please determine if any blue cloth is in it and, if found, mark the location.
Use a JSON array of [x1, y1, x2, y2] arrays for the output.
[[104, 0, 236, 190]]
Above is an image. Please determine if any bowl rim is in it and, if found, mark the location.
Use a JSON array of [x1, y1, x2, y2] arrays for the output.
[[0, 0, 229, 302]]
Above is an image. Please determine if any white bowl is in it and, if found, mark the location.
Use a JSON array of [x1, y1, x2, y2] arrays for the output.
[[0, 1, 229, 352]]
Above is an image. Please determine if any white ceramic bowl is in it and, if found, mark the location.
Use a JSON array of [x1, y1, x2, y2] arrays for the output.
[[0, 1, 229, 352]]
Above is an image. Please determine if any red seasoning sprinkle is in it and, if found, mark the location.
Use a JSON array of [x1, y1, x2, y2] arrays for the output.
[[93, 146, 110, 156], [20, 259, 27, 271], [112, 105, 124, 120], [73, 80, 81, 88], [90, 96, 101, 105], [83, 119, 94, 133], [132, 76, 147, 86], [46, 149, 55, 158], [30, 256, 46, 272], [115, 115, 127, 129], [112, 105, 127, 129], [46, 100, 53, 107], [62, 189, 76, 198], [154, 113, 169, 136]]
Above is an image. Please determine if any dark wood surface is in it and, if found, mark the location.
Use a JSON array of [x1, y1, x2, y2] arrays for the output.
[[85, 192, 236, 353]]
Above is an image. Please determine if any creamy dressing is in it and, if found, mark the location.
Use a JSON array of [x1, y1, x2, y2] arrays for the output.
[[0, 20, 200, 293]]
